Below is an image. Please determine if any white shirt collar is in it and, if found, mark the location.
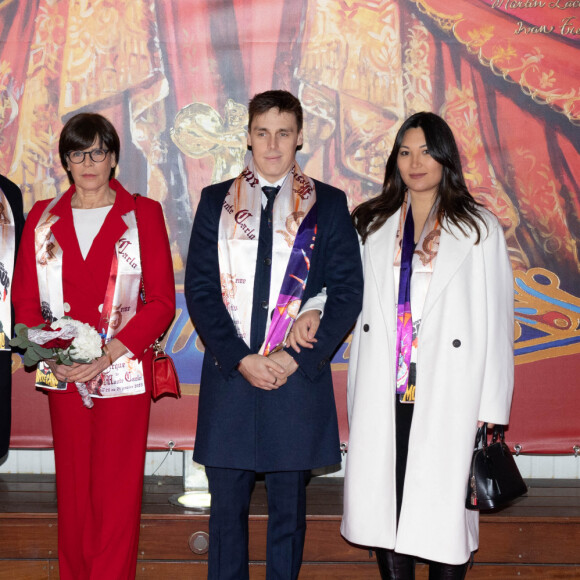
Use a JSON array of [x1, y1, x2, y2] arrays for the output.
[[257, 173, 288, 191], [256, 172, 290, 208]]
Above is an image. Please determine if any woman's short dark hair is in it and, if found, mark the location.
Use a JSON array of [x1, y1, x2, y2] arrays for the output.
[[248, 90, 303, 133], [59, 113, 120, 182], [352, 111, 485, 243]]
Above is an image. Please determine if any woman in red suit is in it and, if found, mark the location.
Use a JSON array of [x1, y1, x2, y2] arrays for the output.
[[13, 113, 175, 579]]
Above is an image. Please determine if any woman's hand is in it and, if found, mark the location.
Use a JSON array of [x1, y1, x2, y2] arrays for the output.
[[44, 358, 70, 383], [286, 310, 321, 353], [45, 357, 110, 384], [45, 338, 128, 384]]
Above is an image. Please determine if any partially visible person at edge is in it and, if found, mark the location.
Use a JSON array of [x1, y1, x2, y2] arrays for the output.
[[13, 113, 175, 580], [0, 174, 24, 461], [185, 90, 363, 580], [289, 112, 515, 579]]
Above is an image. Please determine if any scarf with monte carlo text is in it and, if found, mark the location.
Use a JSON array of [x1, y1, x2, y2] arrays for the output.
[[0, 188, 15, 351], [33, 187, 145, 397], [218, 159, 317, 355], [394, 193, 441, 403]]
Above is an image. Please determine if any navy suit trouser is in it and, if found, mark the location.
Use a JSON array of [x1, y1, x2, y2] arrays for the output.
[[205, 466, 311, 580]]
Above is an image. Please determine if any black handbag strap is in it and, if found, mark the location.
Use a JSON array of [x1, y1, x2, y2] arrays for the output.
[[474, 425, 486, 450], [492, 425, 506, 443], [474, 424, 508, 452]]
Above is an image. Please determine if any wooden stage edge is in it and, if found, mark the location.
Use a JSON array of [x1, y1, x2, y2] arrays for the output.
[[1, 475, 579, 579]]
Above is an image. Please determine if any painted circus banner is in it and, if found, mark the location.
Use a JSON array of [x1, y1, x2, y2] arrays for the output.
[[2, 0, 579, 453]]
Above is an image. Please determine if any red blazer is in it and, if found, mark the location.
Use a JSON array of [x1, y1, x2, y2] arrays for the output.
[[13, 179, 175, 391]]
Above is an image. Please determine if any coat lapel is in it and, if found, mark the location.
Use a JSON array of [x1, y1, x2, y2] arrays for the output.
[[366, 212, 476, 331], [49, 188, 83, 264], [48, 181, 135, 295], [366, 209, 401, 336], [421, 221, 474, 321], [83, 184, 135, 288]]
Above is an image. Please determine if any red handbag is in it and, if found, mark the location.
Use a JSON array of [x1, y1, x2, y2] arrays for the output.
[[134, 194, 181, 401], [151, 339, 181, 400]]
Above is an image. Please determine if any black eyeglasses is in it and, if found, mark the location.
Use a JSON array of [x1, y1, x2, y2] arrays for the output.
[[66, 149, 110, 164]]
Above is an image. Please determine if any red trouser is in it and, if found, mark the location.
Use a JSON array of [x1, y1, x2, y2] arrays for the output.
[[48, 390, 151, 580]]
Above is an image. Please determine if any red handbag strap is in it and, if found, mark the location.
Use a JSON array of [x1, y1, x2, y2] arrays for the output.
[[132, 193, 147, 304], [132, 194, 169, 352]]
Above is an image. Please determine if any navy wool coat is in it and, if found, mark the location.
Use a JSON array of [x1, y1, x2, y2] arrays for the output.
[[185, 178, 363, 472]]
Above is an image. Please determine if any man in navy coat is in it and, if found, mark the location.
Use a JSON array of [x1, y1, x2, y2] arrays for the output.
[[0, 174, 24, 460], [185, 90, 363, 579]]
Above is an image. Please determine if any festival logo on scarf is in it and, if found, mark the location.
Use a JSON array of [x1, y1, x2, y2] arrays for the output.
[[35, 363, 61, 389], [0, 262, 9, 301], [416, 230, 440, 267], [0, 202, 10, 225], [108, 304, 131, 331], [277, 211, 306, 248], [41, 302, 56, 323], [221, 273, 241, 312]]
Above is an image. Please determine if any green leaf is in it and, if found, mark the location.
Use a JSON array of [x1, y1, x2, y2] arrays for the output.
[[23, 351, 41, 367], [22, 355, 34, 367], [14, 324, 29, 338], [9, 336, 25, 348], [58, 354, 73, 366], [32, 343, 53, 358]]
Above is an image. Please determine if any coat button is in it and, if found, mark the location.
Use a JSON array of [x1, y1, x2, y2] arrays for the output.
[[261, 301, 268, 310], [97, 304, 104, 313], [264, 257, 272, 266], [63, 302, 71, 313], [317, 359, 327, 371], [452, 339, 461, 348], [363, 324, 370, 332]]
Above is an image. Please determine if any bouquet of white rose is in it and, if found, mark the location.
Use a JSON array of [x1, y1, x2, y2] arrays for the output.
[[11, 317, 104, 407]]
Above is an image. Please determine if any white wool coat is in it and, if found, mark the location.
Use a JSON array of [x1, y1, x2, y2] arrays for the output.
[[340, 208, 514, 565]]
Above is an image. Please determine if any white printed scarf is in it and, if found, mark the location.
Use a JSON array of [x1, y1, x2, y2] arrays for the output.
[[218, 160, 317, 354], [34, 195, 145, 397], [393, 193, 441, 402], [0, 188, 15, 351]]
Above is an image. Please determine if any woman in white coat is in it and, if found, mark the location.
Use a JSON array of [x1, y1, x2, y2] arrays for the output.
[[290, 112, 514, 579]]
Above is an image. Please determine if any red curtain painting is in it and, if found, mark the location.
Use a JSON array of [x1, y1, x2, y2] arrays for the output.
[[2, 0, 578, 453]]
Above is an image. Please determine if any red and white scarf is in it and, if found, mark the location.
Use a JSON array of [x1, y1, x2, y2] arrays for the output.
[[34, 195, 145, 397], [218, 160, 317, 354]]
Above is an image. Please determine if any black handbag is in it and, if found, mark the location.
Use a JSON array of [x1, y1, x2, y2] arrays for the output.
[[466, 424, 527, 510]]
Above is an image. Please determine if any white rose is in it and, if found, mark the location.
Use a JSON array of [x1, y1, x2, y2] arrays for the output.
[[69, 322, 103, 362]]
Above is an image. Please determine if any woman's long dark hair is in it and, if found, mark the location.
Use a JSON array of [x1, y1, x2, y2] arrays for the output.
[[352, 112, 485, 243]]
